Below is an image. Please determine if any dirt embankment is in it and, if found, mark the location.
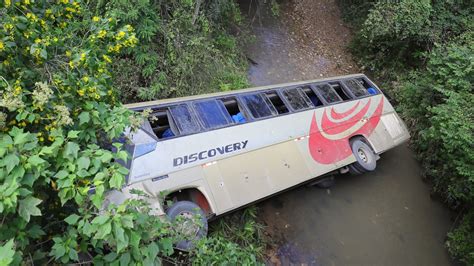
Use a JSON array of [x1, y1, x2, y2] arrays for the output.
[[245, 0, 359, 87]]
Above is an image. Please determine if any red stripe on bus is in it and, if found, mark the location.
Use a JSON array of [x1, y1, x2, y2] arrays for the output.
[[308, 97, 384, 164]]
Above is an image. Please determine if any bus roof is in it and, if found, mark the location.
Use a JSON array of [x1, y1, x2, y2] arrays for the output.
[[125, 73, 368, 110]]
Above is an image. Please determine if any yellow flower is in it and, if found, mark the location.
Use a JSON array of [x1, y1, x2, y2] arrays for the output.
[[82, 76, 89, 82], [39, 137, 44, 142], [66, 50, 72, 57], [80, 52, 86, 61], [34, 38, 42, 44], [0, 41, 4, 51], [77, 89, 85, 96], [14, 85, 22, 95], [23, 0, 30, 5], [48, 136, 54, 141], [97, 30, 107, 39], [93, 16, 100, 22], [69, 61, 75, 68], [5, 0, 11, 7], [103, 54, 112, 63], [116, 31, 125, 40]]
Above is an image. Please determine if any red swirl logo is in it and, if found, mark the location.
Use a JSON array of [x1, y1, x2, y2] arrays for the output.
[[308, 97, 384, 164]]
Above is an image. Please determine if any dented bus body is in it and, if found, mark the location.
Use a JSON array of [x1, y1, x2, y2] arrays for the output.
[[108, 74, 410, 222]]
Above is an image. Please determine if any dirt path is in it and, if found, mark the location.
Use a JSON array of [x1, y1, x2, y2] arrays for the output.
[[245, 0, 358, 86], [241, 1, 455, 265]]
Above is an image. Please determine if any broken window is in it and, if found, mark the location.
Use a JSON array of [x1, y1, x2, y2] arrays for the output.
[[169, 104, 201, 135], [282, 88, 313, 111], [329, 82, 352, 101], [316, 83, 342, 103], [193, 100, 232, 129], [149, 109, 176, 139], [221, 97, 248, 123], [241, 93, 276, 119], [302, 87, 323, 107], [344, 79, 369, 98], [265, 91, 289, 114]]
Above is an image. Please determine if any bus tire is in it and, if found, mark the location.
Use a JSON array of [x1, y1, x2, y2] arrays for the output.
[[350, 138, 377, 172], [166, 201, 208, 251], [348, 164, 363, 175]]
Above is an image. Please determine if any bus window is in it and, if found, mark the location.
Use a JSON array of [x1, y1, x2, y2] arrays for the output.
[[194, 100, 232, 129], [344, 79, 369, 98], [330, 82, 352, 101], [282, 88, 313, 111], [265, 92, 289, 114], [302, 87, 323, 107], [169, 104, 201, 135], [241, 93, 276, 119], [149, 109, 177, 139], [221, 97, 247, 123], [316, 83, 342, 103]]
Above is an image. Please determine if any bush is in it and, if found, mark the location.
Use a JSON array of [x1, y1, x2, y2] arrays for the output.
[[397, 33, 474, 205], [0, 1, 266, 264], [89, 0, 249, 103], [447, 210, 474, 265], [339, 0, 474, 263], [0, 1, 178, 264], [350, 0, 473, 71]]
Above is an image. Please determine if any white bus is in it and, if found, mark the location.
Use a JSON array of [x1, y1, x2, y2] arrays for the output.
[[105, 74, 410, 248]]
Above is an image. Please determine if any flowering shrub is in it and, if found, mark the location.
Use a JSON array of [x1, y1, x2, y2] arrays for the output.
[[0, 1, 177, 264]]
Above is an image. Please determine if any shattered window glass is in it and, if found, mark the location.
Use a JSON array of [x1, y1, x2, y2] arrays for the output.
[[344, 79, 369, 97], [241, 93, 275, 118], [282, 88, 313, 110], [317, 84, 341, 103], [168, 104, 200, 135], [193, 100, 232, 129]]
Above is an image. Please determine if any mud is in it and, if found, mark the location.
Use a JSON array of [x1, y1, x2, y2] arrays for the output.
[[240, 0, 455, 265]]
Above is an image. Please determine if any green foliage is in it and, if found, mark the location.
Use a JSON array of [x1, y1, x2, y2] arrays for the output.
[[0, 1, 179, 264], [191, 236, 262, 265], [192, 206, 266, 265], [397, 34, 474, 205], [348, 0, 473, 71], [0, 1, 265, 264], [90, 0, 249, 103], [447, 210, 474, 265]]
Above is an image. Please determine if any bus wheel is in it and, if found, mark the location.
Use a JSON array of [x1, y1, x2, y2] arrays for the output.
[[166, 201, 208, 251], [350, 138, 377, 173], [348, 164, 363, 175]]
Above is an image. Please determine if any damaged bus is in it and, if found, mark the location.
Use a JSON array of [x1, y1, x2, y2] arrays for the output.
[[104, 74, 410, 249]]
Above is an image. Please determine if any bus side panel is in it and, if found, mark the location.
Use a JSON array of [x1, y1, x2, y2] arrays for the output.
[[202, 164, 234, 214], [126, 166, 218, 215], [214, 140, 311, 210]]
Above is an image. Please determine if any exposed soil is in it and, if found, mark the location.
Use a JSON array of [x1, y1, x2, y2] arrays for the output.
[[240, 1, 455, 265], [244, 0, 358, 87]]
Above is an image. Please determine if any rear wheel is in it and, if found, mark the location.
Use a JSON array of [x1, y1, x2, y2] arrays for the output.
[[350, 138, 377, 174], [166, 201, 208, 250]]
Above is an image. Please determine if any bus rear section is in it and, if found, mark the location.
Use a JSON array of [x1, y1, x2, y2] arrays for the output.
[[107, 74, 410, 249]]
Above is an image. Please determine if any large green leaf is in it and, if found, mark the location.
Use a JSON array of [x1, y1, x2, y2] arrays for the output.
[[18, 196, 42, 222], [0, 239, 16, 266]]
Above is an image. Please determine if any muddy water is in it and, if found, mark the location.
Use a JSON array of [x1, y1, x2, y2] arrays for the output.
[[240, 1, 454, 265]]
